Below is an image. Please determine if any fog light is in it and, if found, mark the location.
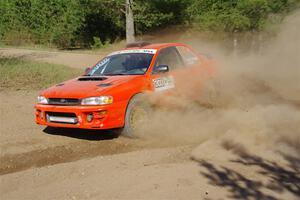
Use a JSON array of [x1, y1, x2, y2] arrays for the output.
[[87, 113, 93, 122]]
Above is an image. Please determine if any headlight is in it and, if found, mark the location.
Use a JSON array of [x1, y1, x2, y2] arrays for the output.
[[81, 96, 113, 105], [37, 96, 48, 104]]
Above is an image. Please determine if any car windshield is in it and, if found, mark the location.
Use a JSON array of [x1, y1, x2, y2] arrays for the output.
[[86, 53, 154, 76]]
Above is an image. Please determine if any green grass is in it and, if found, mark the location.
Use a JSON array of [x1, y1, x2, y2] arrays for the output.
[[0, 57, 82, 90]]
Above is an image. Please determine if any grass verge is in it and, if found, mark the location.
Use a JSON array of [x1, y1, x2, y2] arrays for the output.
[[0, 57, 82, 90]]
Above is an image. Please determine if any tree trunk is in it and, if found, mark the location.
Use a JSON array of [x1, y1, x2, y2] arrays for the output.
[[126, 0, 135, 44]]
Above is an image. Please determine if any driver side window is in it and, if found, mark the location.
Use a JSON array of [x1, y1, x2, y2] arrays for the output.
[[153, 47, 184, 72]]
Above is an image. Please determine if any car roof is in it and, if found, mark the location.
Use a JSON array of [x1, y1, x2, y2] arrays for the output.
[[124, 42, 186, 51]]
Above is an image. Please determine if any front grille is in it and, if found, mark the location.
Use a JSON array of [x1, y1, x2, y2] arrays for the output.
[[46, 112, 78, 124], [45, 112, 77, 117], [48, 98, 80, 106]]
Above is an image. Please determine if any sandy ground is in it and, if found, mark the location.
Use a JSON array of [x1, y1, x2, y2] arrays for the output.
[[0, 47, 106, 69], [0, 46, 299, 200], [1, 134, 298, 200]]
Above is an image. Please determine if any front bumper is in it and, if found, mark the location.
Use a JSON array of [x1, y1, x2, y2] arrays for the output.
[[35, 103, 125, 129]]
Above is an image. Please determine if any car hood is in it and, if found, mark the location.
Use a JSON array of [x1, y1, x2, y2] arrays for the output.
[[41, 75, 140, 98]]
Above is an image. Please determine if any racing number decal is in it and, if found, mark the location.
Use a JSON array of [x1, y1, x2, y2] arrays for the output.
[[152, 76, 175, 91]]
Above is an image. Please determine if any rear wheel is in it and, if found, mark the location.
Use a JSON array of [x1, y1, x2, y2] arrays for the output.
[[119, 94, 150, 138]]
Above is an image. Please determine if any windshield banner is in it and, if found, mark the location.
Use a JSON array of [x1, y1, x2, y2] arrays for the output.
[[109, 49, 157, 56]]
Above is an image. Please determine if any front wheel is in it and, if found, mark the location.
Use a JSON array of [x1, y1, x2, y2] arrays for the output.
[[119, 94, 150, 138]]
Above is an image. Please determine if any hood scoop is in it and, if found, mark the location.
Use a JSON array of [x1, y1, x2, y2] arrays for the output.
[[78, 76, 108, 81], [97, 83, 112, 87]]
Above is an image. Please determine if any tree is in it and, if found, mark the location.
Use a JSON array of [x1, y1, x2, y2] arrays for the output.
[[126, 0, 135, 43], [1, 0, 298, 48]]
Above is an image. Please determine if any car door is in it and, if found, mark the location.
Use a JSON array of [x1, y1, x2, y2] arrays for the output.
[[176, 45, 215, 75], [175, 45, 217, 100], [150, 46, 185, 92]]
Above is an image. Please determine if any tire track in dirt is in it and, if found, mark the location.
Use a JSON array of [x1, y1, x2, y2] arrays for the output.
[[0, 138, 137, 175], [0, 141, 194, 175], [0, 126, 194, 175]]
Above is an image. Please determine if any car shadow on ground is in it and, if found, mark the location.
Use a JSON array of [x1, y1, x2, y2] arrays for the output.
[[43, 126, 120, 141], [195, 148, 300, 200]]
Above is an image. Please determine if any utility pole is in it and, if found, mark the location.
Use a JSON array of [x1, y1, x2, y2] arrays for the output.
[[126, 0, 135, 44]]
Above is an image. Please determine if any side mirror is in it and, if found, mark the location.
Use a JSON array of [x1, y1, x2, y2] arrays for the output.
[[153, 65, 169, 74]]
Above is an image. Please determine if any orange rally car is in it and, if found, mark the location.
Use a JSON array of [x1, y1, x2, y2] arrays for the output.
[[35, 42, 215, 137]]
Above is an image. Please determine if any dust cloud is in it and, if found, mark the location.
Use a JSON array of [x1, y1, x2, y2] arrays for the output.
[[141, 10, 300, 157]]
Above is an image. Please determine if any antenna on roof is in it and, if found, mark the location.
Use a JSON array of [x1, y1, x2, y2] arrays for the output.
[[126, 41, 152, 48]]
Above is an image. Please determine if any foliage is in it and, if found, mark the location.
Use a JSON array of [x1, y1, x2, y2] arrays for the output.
[[186, 0, 299, 32], [90, 36, 110, 49], [133, 0, 190, 33], [0, 57, 82, 90], [0, 0, 298, 48], [91, 37, 104, 49], [0, 0, 85, 47], [78, 0, 125, 47]]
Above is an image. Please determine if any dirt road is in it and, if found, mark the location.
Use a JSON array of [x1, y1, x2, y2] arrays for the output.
[[0, 47, 107, 69], [1, 130, 298, 200]]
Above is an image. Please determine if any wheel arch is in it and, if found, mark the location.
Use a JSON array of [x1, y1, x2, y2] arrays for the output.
[[124, 92, 145, 118]]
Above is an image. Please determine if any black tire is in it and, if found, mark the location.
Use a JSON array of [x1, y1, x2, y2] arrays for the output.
[[119, 94, 151, 138]]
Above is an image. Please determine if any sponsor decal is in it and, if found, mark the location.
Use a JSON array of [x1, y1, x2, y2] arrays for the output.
[[152, 76, 175, 91], [109, 49, 157, 56], [90, 57, 109, 74]]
